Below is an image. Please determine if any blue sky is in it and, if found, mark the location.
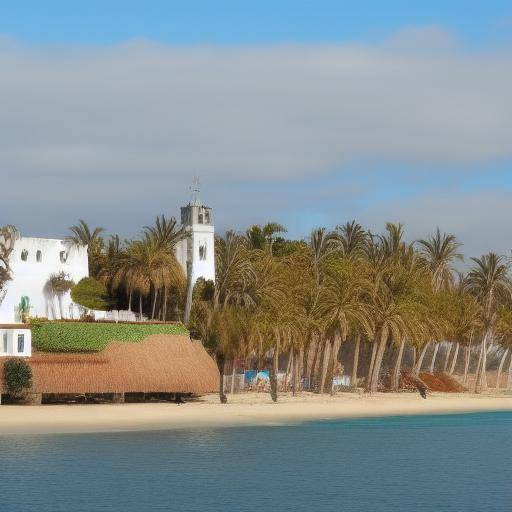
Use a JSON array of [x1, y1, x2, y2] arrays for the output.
[[0, 1, 512, 258], [1, 1, 511, 47]]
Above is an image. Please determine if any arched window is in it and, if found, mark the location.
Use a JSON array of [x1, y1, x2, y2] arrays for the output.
[[21, 249, 28, 262], [199, 244, 207, 261], [36, 250, 42, 262], [60, 251, 68, 263]]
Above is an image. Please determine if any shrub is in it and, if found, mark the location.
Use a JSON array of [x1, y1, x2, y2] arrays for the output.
[[4, 358, 32, 398], [31, 321, 189, 352], [49, 271, 74, 294], [71, 277, 109, 311]]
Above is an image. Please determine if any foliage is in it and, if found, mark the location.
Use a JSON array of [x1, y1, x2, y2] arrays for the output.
[[49, 271, 75, 294], [74, 210, 512, 398], [4, 358, 32, 397], [31, 321, 189, 352], [0, 225, 17, 301], [71, 277, 109, 311], [18, 296, 31, 322]]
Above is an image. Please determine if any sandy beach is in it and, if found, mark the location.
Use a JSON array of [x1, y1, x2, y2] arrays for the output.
[[1, 391, 512, 435]]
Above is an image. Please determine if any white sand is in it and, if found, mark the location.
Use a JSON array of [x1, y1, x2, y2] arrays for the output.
[[1, 392, 512, 435]]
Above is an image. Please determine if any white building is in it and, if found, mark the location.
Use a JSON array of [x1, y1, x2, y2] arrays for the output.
[[0, 236, 89, 325], [175, 198, 216, 286], [0, 326, 31, 357], [0, 191, 215, 356]]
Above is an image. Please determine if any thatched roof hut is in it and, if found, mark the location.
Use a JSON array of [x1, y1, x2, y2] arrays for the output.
[[0, 335, 219, 395]]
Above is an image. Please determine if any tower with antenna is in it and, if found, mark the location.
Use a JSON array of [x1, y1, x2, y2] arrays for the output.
[[175, 178, 215, 288]]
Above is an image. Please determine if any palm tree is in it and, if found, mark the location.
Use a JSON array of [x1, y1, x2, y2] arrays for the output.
[[365, 225, 431, 392], [0, 225, 17, 304], [144, 215, 187, 320], [316, 260, 372, 393], [465, 253, 512, 392], [68, 219, 104, 249], [336, 221, 368, 259], [214, 231, 255, 309], [417, 228, 463, 293], [68, 220, 105, 277], [49, 272, 74, 318], [144, 215, 186, 252], [114, 237, 185, 320], [246, 222, 287, 254]]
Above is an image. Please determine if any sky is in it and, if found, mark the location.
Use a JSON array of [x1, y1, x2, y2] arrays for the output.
[[1, 1, 512, 259]]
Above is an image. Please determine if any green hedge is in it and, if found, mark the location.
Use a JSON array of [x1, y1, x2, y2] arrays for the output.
[[31, 321, 189, 353], [4, 358, 32, 397]]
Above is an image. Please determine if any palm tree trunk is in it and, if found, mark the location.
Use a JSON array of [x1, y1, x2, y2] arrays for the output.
[[309, 338, 325, 391], [319, 339, 331, 394], [368, 340, 378, 385], [495, 348, 509, 390], [151, 288, 158, 320], [57, 294, 64, 319], [412, 343, 429, 376], [391, 338, 406, 391], [475, 332, 489, 393], [309, 338, 321, 390], [285, 349, 293, 391], [463, 342, 471, 385], [290, 347, 295, 396], [184, 261, 193, 324], [429, 343, 439, 373], [368, 332, 387, 393], [217, 354, 227, 404], [162, 286, 168, 321], [507, 352, 512, 390], [128, 289, 133, 311], [474, 340, 483, 375], [351, 335, 361, 390], [293, 347, 300, 395], [230, 359, 236, 394], [298, 345, 304, 392], [449, 342, 459, 375], [270, 332, 280, 402], [330, 335, 342, 395], [139, 294, 143, 320], [443, 343, 453, 372]]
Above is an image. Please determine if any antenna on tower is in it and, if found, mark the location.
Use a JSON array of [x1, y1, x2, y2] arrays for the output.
[[189, 176, 201, 206]]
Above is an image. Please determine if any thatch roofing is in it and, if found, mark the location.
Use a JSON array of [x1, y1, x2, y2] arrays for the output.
[[0, 335, 219, 395]]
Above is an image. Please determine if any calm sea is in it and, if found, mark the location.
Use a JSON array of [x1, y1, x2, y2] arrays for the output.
[[1, 412, 511, 511]]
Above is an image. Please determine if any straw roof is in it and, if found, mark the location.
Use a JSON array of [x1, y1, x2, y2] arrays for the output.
[[0, 335, 219, 395]]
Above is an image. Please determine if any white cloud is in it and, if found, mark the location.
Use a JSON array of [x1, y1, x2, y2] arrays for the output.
[[0, 28, 511, 255], [359, 189, 512, 260]]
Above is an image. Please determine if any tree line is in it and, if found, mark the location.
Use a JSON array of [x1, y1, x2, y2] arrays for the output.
[[3, 219, 512, 403]]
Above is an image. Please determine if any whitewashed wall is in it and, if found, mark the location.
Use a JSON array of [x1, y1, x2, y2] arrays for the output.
[[0, 237, 89, 323], [175, 203, 215, 286], [0, 328, 32, 357]]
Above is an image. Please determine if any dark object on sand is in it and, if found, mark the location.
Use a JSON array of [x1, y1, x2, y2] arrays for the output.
[[174, 393, 185, 404], [401, 371, 428, 398]]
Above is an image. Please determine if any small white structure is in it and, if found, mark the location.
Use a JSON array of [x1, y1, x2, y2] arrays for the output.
[[0, 236, 89, 324], [0, 185, 214, 329], [175, 185, 215, 286], [0, 326, 31, 357]]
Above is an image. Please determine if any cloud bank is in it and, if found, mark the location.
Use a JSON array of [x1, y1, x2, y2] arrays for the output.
[[0, 27, 511, 257]]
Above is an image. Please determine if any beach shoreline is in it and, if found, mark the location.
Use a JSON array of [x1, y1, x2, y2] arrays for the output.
[[1, 391, 512, 435]]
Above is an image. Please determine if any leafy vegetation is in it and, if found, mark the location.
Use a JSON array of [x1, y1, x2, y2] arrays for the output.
[[0, 225, 17, 303], [4, 358, 32, 397], [71, 215, 512, 402], [71, 277, 109, 311], [31, 321, 189, 352]]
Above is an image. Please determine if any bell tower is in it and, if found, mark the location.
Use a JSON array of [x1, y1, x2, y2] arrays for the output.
[[176, 178, 215, 287]]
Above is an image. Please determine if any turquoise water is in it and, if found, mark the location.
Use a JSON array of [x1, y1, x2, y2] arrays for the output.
[[1, 412, 511, 511]]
